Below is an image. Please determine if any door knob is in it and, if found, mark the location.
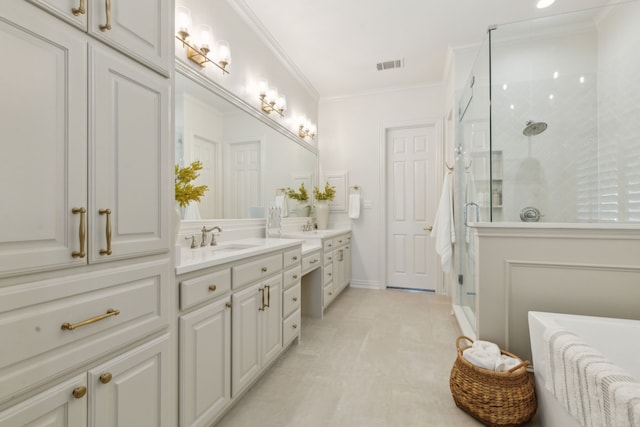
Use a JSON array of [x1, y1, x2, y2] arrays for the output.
[[424, 226, 433, 231]]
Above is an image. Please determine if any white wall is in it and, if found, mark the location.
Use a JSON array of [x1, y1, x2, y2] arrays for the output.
[[318, 85, 446, 289]]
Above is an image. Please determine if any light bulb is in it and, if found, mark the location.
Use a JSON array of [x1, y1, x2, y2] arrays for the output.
[[536, 0, 555, 9], [175, 6, 192, 38]]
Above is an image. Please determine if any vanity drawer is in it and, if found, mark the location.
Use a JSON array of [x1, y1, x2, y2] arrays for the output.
[[323, 252, 333, 266], [323, 239, 334, 252], [301, 252, 321, 273], [0, 260, 169, 403], [232, 253, 283, 289], [333, 235, 348, 248], [323, 283, 335, 308], [283, 247, 302, 269], [283, 309, 301, 345], [323, 264, 333, 285], [180, 268, 231, 310], [283, 265, 301, 290], [283, 283, 301, 318]]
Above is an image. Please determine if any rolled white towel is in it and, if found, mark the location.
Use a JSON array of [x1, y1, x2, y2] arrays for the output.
[[463, 347, 500, 371], [472, 340, 501, 359], [494, 354, 522, 372]]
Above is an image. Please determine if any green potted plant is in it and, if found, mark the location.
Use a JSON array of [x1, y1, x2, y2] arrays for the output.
[[313, 182, 336, 229], [174, 161, 209, 241], [286, 183, 310, 217]]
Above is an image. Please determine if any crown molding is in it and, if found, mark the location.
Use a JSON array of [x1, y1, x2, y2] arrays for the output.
[[225, 0, 320, 101]]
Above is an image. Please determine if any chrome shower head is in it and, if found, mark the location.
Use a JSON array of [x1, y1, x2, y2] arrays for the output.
[[523, 120, 548, 136]]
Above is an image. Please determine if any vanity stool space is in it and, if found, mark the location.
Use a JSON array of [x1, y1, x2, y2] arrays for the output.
[[175, 240, 302, 427]]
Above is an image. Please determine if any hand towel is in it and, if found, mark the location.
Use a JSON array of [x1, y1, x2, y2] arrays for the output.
[[494, 354, 522, 372], [431, 173, 455, 272], [462, 347, 498, 371], [348, 194, 360, 219], [472, 340, 501, 359]]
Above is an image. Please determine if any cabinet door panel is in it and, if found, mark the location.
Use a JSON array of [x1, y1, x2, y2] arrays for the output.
[[26, 0, 88, 31], [89, 0, 170, 75], [231, 283, 261, 397], [90, 44, 170, 262], [261, 276, 282, 366], [180, 298, 231, 427], [89, 334, 170, 427], [0, 374, 86, 427], [0, 3, 87, 276]]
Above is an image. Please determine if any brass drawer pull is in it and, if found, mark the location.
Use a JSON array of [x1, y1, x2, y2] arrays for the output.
[[72, 207, 86, 258], [61, 308, 120, 331], [328, 272, 332, 276], [71, 0, 85, 15], [292, 256, 298, 261], [293, 275, 298, 279], [99, 0, 112, 31], [265, 285, 271, 308], [258, 287, 265, 311], [99, 372, 112, 384], [209, 284, 217, 292], [261, 267, 268, 272], [309, 259, 318, 264], [72, 386, 87, 399], [292, 324, 298, 329], [99, 209, 112, 255], [225, 302, 232, 308], [293, 297, 298, 302]]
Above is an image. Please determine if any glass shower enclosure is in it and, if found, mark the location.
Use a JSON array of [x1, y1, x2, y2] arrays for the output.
[[455, 0, 640, 332]]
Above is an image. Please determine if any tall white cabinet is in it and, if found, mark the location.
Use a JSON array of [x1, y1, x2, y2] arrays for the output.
[[0, 1, 173, 425]]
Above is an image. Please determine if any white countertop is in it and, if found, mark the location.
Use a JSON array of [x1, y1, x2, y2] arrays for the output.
[[176, 237, 304, 275], [281, 228, 351, 241]]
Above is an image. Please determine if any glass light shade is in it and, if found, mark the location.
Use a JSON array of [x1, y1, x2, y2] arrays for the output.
[[217, 40, 231, 65], [276, 95, 287, 111], [175, 6, 192, 35], [257, 80, 269, 97], [536, 0, 555, 8], [198, 25, 213, 50], [268, 87, 278, 104]]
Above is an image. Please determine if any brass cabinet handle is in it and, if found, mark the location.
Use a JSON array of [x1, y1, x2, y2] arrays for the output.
[[99, 372, 112, 384], [292, 324, 298, 329], [265, 285, 271, 308], [72, 207, 86, 258], [61, 308, 120, 331], [99, 0, 112, 31], [424, 226, 433, 231], [261, 267, 268, 273], [293, 297, 298, 302], [338, 240, 343, 243], [328, 272, 332, 276], [309, 259, 318, 264], [293, 275, 298, 279], [99, 209, 112, 255], [71, 0, 86, 15], [209, 284, 217, 292], [258, 287, 265, 311], [225, 302, 232, 308], [72, 386, 87, 399], [292, 256, 298, 261]]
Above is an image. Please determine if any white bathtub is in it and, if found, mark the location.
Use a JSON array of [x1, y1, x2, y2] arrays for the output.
[[528, 311, 640, 426]]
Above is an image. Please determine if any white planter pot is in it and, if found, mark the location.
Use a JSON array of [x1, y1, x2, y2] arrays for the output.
[[315, 200, 330, 229]]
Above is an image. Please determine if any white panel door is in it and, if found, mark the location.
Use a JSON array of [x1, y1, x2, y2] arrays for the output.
[[386, 126, 439, 291], [180, 297, 231, 427], [192, 135, 220, 219], [89, 334, 171, 427], [0, 3, 87, 276], [90, 44, 170, 262], [227, 141, 261, 218]]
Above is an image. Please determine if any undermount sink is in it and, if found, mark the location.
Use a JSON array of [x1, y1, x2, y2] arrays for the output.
[[188, 242, 260, 257]]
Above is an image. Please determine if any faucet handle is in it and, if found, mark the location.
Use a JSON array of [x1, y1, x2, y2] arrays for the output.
[[210, 233, 217, 246], [184, 235, 196, 249]]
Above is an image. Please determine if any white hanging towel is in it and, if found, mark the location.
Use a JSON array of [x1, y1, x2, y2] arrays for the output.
[[430, 173, 455, 272], [348, 194, 360, 219], [275, 194, 288, 217]]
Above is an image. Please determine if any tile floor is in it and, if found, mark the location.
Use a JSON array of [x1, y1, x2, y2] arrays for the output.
[[215, 287, 537, 427]]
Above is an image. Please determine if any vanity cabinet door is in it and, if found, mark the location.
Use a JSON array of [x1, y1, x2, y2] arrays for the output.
[[26, 0, 88, 30], [89, 43, 170, 263], [180, 298, 231, 427], [89, 334, 171, 427], [261, 275, 282, 367], [231, 283, 261, 397], [0, 374, 86, 427], [0, 2, 88, 277]]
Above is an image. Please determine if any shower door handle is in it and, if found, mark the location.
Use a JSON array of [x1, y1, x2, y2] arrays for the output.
[[464, 202, 479, 226]]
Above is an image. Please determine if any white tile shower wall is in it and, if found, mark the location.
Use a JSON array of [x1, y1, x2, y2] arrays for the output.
[[491, 28, 599, 223]]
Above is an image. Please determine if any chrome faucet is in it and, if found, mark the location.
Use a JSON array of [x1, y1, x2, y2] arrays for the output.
[[201, 226, 222, 246]]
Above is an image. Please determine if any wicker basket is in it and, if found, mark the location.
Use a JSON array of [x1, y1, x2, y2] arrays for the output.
[[449, 336, 537, 427]]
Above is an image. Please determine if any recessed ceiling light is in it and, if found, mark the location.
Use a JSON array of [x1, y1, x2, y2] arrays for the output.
[[537, 0, 555, 9]]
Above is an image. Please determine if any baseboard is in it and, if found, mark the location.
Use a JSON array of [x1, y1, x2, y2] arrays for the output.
[[349, 280, 383, 290]]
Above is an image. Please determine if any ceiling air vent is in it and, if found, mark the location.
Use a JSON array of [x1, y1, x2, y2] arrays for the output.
[[376, 59, 404, 71]]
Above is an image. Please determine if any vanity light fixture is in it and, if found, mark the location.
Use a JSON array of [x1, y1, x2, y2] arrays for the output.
[[298, 123, 316, 140], [258, 80, 286, 116], [175, 5, 231, 74]]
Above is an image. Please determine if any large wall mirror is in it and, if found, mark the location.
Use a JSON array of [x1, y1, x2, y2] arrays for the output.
[[175, 64, 318, 220]]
